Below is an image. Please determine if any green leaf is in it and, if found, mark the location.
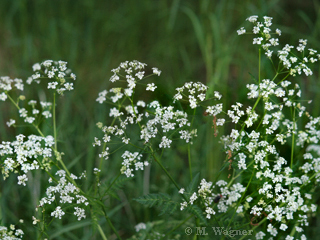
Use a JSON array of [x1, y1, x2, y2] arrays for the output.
[[186, 204, 208, 225], [134, 193, 179, 215], [109, 175, 132, 191], [102, 175, 132, 199], [185, 172, 200, 198]]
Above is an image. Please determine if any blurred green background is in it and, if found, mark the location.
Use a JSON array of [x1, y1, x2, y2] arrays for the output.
[[1, 0, 320, 239]]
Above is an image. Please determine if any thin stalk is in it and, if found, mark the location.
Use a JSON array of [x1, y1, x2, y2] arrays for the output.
[[188, 108, 196, 181], [165, 214, 194, 236], [291, 107, 296, 169], [238, 96, 262, 136], [226, 160, 255, 188], [102, 207, 122, 240], [225, 169, 255, 234], [188, 144, 192, 181], [95, 97, 126, 197], [151, 151, 180, 191], [53, 92, 57, 151], [101, 172, 121, 198], [276, 72, 290, 86], [94, 141, 107, 197], [238, 200, 292, 240], [238, 217, 267, 240], [58, 157, 71, 176], [51, 93, 71, 177], [194, 218, 200, 240], [6, 92, 45, 138], [259, 48, 261, 84], [97, 224, 108, 240], [289, 222, 298, 237], [6, 93, 21, 111]]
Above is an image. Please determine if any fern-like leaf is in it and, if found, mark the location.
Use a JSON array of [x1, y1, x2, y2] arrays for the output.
[[102, 175, 132, 199], [186, 204, 208, 225], [185, 172, 200, 198], [109, 175, 132, 191], [134, 193, 179, 215]]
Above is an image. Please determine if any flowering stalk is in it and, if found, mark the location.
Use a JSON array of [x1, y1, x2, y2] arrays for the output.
[[101, 207, 122, 240], [53, 92, 57, 151], [259, 47, 261, 84], [188, 108, 197, 181], [97, 224, 108, 240], [151, 150, 181, 191], [291, 106, 296, 169], [188, 143, 192, 181], [224, 169, 255, 236]]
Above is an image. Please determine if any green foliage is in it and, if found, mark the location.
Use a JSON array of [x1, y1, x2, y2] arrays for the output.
[[185, 204, 208, 225], [186, 172, 200, 196], [134, 193, 179, 216], [102, 175, 132, 200]]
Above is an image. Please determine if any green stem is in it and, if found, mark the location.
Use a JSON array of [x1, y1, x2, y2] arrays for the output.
[[151, 151, 180, 191], [291, 107, 296, 169], [101, 172, 121, 198], [6, 92, 21, 111], [97, 224, 108, 240], [94, 141, 107, 197], [238, 47, 262, 140], [7, 91, 73, 178], [237, 194, 291, 240], [165, 214, 194, 236], [95, 97, 126, 197], [53, 92, 57, 151], [194, 218, 200, 240], [58, 157, 71, 176], [188, 144, 192, 181], [102, 207, 122, 240], [258, 48, 261, 84], [238, 217, 267, 240], [226, 160, 255, 188], [51, 93, 71, 177], [6, 93, 47, 138], [276, 72, 290, 85], [237, 96, 262, 137], [289, 222, 298, 237], [188, 108, 196, 181], [225, 169, 255, 232]]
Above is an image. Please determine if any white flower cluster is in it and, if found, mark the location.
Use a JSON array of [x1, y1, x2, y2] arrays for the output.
[[238, 15, 320, 76], [27, 60, 76, 95], [94, 100, 196, 177], [1, 134, 54, 182], [140, 104, 196, 145], [179, 179, 245, 219], [135, 222, 147, 232], [132, 222, 165, 239], [96, 60, 160, 104], [95, 63, 199, 178], [173, 81, 208, 109], [218, 73, 319, 237], [120, 150, 149, 177], [38, 170, 88, 221], [251, 150, 318, 223], [0, 68, 61, 126], [223, 79, 310, 151], [13, 100, 53, 124], [180, 16, 320, 237], [0, 76, 24, 101], [0, 224, 24, 240]]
